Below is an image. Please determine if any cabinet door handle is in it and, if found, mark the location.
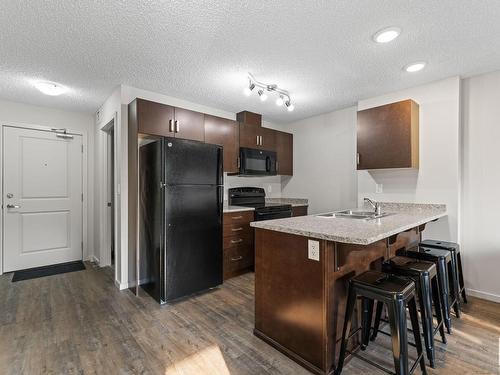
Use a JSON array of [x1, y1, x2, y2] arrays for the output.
[[231, 256, 243, 262], [256, 135, 259, 146], [169, 119, 174, 132], [6, 204, 20, 209], [175, 120, 180, 133], [231, 227, 243, 232], [232, 216, 243, 220], [260, 136, 263, 146], [356, 153, 360, 165], [230, 238, 243, 244]]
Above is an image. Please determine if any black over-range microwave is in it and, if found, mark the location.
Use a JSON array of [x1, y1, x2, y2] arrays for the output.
[[239, 147, 277, 176]]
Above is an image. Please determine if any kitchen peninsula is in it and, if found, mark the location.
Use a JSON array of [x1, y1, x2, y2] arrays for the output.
[[250, 202, 447, 375]]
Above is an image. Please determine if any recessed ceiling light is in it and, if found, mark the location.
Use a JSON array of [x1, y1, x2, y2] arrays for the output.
[[373, 27, 401, 43], [404, 62, 426, 73], [33, 81, 68, 96]]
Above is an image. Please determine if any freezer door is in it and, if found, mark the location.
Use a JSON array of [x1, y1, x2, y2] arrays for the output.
[[164, 185, 223, 301], [163, 138, 223, 186]]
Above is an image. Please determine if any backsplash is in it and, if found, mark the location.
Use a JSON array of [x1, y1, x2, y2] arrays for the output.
[[223, 173, 282, 200]]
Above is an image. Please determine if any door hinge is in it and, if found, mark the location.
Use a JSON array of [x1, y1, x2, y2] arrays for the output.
[[81, 144, 84, 153], [81, 193, 84, 202]]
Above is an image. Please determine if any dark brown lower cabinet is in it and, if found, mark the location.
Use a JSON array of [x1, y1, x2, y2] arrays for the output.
[[223, 210, 254, 280], [292, 205, 308, 217]]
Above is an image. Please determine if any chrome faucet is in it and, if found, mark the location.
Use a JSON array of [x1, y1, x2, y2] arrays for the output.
[[364, 198, 382, 216]]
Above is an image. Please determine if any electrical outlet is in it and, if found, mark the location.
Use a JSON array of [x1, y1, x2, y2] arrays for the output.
[[376, 183, 383, 193], [308, 240, 320, 261]]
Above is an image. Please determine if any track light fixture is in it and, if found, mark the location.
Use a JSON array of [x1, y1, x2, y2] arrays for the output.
[[244, 73, 294, 111]]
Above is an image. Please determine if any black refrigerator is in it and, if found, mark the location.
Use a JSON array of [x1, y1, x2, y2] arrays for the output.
[[139, 137, 223, 303]]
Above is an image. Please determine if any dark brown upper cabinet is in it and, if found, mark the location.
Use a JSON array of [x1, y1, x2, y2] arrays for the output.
[[236, 110, 262, 127], [131, 98, 204, 142], [239, 123, 276, 151], [134, 98, 175, 137], [357, 99, 419, 170], [204, 115, 239, 173], [173, 107, 205, 142], [275, 130, 293, 176]]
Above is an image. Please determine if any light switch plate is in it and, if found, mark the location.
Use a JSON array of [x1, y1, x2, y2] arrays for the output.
[[308, 239, 320, 261]]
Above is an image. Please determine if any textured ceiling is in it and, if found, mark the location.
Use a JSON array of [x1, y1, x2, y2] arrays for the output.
[[1, 1, 500, 123]]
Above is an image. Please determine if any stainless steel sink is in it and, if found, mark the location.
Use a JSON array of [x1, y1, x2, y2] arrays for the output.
[[316, 210, 393, 220]]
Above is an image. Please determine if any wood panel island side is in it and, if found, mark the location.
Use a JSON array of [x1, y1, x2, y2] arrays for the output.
[[250, 203, 447, 375]]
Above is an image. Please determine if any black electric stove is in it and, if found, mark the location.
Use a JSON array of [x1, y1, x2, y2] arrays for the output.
[[228, 187, 292, 221]]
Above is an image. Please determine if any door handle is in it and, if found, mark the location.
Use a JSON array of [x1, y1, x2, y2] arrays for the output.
[[260, 136, 263, 146], [175, 120, 180, 133], [256, 135, 259, 146], [169, 119, 174, 132], [230, 238, 243, 244], [231, 256, 243, 262], [231, 227, 243, 232], [6, 204, 20, 209]]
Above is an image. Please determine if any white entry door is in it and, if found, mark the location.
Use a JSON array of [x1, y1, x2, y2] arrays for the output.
[[3, 126, 83, 272]]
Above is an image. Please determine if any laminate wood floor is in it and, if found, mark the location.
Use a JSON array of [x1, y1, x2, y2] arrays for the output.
[[0, 262, 499, 374]]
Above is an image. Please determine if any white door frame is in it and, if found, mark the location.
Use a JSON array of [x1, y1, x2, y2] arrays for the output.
[[0, 121, 89, 275], [98, 114, 118, 268]]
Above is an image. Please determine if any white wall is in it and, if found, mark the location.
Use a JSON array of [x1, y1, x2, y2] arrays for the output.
[[461, 70, 500, 302], [357, 77, 461, 242], [0, 99, 95, 270], [280, 107, 358, 214]]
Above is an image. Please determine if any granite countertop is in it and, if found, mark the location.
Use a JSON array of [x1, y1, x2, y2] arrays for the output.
[[250, 202, 447, 245], [223, 197, 309, 213]]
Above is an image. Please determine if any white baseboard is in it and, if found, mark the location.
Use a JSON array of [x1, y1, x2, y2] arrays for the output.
[[114, 279, 130, 290], [467, 288, 500, 304], [87, 255, 100, 264]]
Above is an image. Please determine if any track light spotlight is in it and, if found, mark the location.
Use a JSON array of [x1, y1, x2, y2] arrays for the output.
[[243, 82, 255, 96], [285, 100, 295, 112], [276, 95, 284, 106], [258, 89, 268, 101]]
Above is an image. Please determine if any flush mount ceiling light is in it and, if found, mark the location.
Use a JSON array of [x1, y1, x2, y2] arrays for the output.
[[372, 27, 401, 43], [32, 80, 68, 96], [404, 62, 426, 72], [244, 73, 294, 111]]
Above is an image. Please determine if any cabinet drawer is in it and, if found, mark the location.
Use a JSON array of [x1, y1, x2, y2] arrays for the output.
[[223, 244, 254, 279], [223, 223, 253, 238], [223, 210, 254, 224], [223, 232, 254, 249]]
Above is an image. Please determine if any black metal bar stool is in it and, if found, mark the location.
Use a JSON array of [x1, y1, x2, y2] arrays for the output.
[[371, 256, 447, 368], [402, 246, 457, 334], [420, 239, 467, 304], [335, 271, 427, 375]]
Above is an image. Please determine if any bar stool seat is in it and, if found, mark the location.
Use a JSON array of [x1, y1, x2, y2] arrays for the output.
[[403, 246, 459, 334], [372, 256, 447, 368], [335, 270, 427, 375], [420, 239, 467, 304]]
